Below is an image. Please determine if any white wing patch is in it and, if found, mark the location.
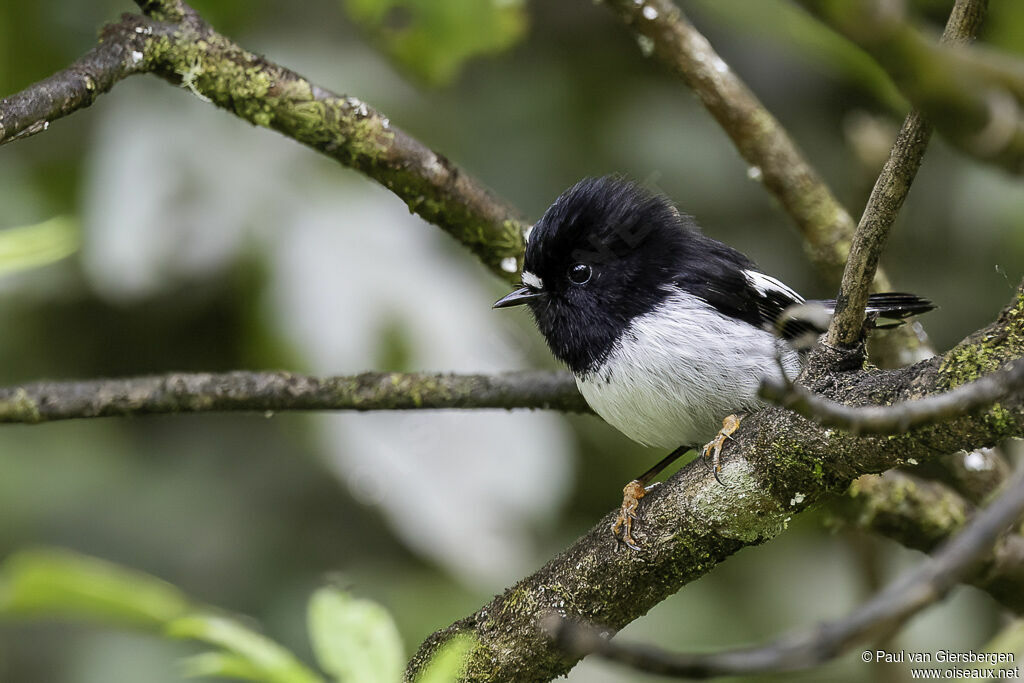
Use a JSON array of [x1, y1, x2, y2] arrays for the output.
[[743, 270, 803, 303], [522, 270, 544, 290]]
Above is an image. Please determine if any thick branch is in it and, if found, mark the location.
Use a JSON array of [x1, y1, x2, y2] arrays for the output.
[[0, 5, 527, 283], [407, 284, 1024, 682], [546, 455, 1024, 678], [0, 370, 587, 424], [798, 0, 1024, 174], [827, 0, 987, 348]]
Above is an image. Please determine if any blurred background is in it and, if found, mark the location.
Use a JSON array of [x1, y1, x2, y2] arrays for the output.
[[1, 0, 1023, 681]]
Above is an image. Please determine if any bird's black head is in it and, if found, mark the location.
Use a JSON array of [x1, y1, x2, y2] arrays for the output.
[[494, 176, 699, 376]]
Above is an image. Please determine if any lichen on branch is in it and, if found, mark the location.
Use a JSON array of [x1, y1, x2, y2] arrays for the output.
[[0, 370, 588, 424]]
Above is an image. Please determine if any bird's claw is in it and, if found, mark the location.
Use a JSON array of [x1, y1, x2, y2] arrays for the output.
[[612, 479, 650, 550], [701, 414, 742, 486]]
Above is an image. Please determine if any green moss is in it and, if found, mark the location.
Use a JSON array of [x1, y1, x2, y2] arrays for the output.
[[985, 402, 1015, 436], [498, 586, 534, 617], [0, 389, 42, 424], [939, 342, 999, 388], [812, 460, 824, 481], [939, 289, 1024, 388]]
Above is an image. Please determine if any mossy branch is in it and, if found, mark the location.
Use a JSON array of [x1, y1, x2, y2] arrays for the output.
[[0, 3, 527, 282], [407, 284, 1024, 682], [0, 370, 588, 424], [758, 359, 1024, 434]]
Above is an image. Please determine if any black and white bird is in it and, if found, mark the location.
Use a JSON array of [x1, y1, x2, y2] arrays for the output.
[[494, 176, 933, 548]]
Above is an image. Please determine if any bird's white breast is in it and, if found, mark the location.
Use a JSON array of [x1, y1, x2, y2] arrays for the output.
[[576, 291, 800, 449]]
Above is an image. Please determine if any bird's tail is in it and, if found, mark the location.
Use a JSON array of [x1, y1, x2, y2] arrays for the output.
[[778, 293, 934, 340], [818, 292, 936, 320]]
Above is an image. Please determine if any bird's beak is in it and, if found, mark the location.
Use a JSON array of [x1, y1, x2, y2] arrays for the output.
[[493, 286, 544, 309]]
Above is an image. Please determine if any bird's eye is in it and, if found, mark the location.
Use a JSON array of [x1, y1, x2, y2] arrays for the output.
[[567, 263, 592, 285]]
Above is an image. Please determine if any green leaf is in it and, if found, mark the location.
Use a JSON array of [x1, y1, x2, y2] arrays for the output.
[[307, 586, 404, 683], [180, 651, 267, 680], [342, 0, 528, 86], [0, 548, 190, 627], [167, 613, 323, 683], [0, 215, 79, 276], [415, 634, 476, 683]]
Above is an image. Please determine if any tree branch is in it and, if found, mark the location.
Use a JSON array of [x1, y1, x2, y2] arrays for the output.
[[0, 16, 154, 145], [798, 0, 1024, 174], [545, 449, 1024, 678], [758, 358, 1024, 435], [826, 0, 988, 348], [0, 370, 588, 424], [406, 284, 1024, 682], [0, 3, 527, 283]]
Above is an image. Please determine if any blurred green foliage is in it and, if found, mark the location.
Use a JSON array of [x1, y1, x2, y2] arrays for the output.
[[0, 216, 79, 277], [0, 550, 474, 682], [308, 587, 404, 683], [691, 0, 906, 112], [0, 548, 189, 627], [342, 0, 527, 86], [170, 615, 322, 683]]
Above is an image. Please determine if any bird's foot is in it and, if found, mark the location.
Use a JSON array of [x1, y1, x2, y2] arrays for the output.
[[701, 414, 742, 484], [612, 480, 659, 550]]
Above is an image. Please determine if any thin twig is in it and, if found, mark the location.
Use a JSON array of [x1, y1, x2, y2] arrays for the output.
[[546, 444, 1024, 678], [759, 359, 1024, 435], [0, 370, 588, 424], [827, 0, 989, 348]]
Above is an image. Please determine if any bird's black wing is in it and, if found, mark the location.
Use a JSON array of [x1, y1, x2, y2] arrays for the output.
[[674, 238, 811, 338]]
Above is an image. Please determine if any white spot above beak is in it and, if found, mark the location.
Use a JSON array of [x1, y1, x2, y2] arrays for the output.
[[522, 270, 544, 290]]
